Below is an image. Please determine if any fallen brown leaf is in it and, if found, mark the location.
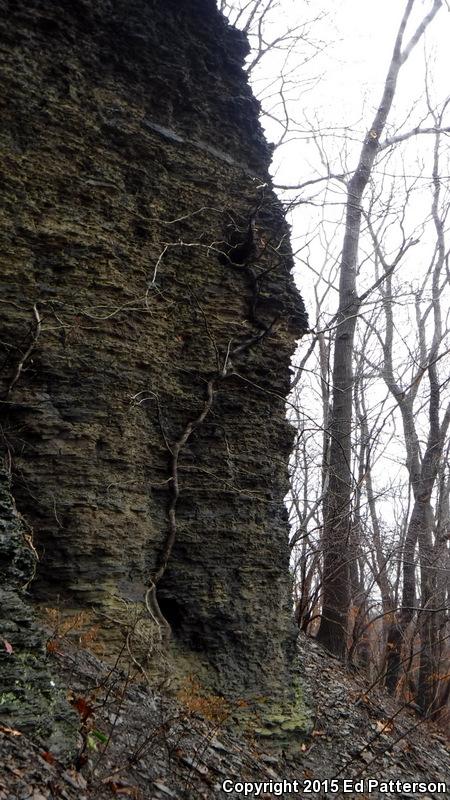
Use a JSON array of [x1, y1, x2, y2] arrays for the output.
[[106, 780, 141, 798], [375, 719, 394, 734], [0, 726, 22, 736], [71, 695, 95, 721]]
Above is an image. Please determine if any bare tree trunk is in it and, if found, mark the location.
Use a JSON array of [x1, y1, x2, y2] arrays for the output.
[[317, 0, 442, 656], [417, 510, 439, 713], [383, 101, 450, 697], [358, 384, 395, 642], [384, 499, 428, 692]]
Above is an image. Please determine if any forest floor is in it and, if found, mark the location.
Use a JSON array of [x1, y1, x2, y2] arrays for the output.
[[0, 632, 448, 800]]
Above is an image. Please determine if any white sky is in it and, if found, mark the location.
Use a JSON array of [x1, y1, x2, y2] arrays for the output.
[[260, 0, 450, 182], [231, 0, 450, 547]]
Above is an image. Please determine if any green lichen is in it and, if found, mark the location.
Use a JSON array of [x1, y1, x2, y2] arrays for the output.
[[252, 680, 312, 747], [165, 640, 311, 750]]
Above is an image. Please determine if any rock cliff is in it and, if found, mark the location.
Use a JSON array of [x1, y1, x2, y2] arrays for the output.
[[0, 469, 76, 755], [0, 0, 307, 713]]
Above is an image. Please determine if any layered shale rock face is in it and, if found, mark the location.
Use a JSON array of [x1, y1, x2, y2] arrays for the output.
[[0, 0, 307, 698], [0, 470, 77, 754]]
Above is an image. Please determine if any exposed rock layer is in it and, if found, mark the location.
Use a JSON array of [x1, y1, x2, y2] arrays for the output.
[[0, 0, 307, 697], [0, 469, 76, 756]]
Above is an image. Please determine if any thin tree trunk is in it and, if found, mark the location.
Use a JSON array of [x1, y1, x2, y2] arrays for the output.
[[318, 0, 442, 656], [384, 102, 450, 696], [384, 499, 428, 692]]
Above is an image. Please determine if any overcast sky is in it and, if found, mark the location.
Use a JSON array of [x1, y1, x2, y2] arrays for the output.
[[256, 0, 450, 182], [241, 0, 450, 304], [233, 0, 450, 528]]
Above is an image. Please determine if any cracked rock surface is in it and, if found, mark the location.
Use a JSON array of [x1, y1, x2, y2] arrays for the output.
[[0, 0, 306, 701]]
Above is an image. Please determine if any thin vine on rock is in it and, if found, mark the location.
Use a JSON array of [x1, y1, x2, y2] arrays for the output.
[[145, 202, 285, 639]]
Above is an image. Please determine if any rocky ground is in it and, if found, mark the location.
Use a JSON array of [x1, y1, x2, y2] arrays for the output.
[[0, 632, 448, 799]]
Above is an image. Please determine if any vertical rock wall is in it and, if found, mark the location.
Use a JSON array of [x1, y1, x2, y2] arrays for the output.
[[0, 0, 307, 698]]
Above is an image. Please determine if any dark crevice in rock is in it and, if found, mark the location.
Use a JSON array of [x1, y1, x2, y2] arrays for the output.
[[0, 469, 77, 757]]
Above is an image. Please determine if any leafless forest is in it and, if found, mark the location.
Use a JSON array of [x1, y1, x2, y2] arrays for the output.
[[220, 0, 450, 723]]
